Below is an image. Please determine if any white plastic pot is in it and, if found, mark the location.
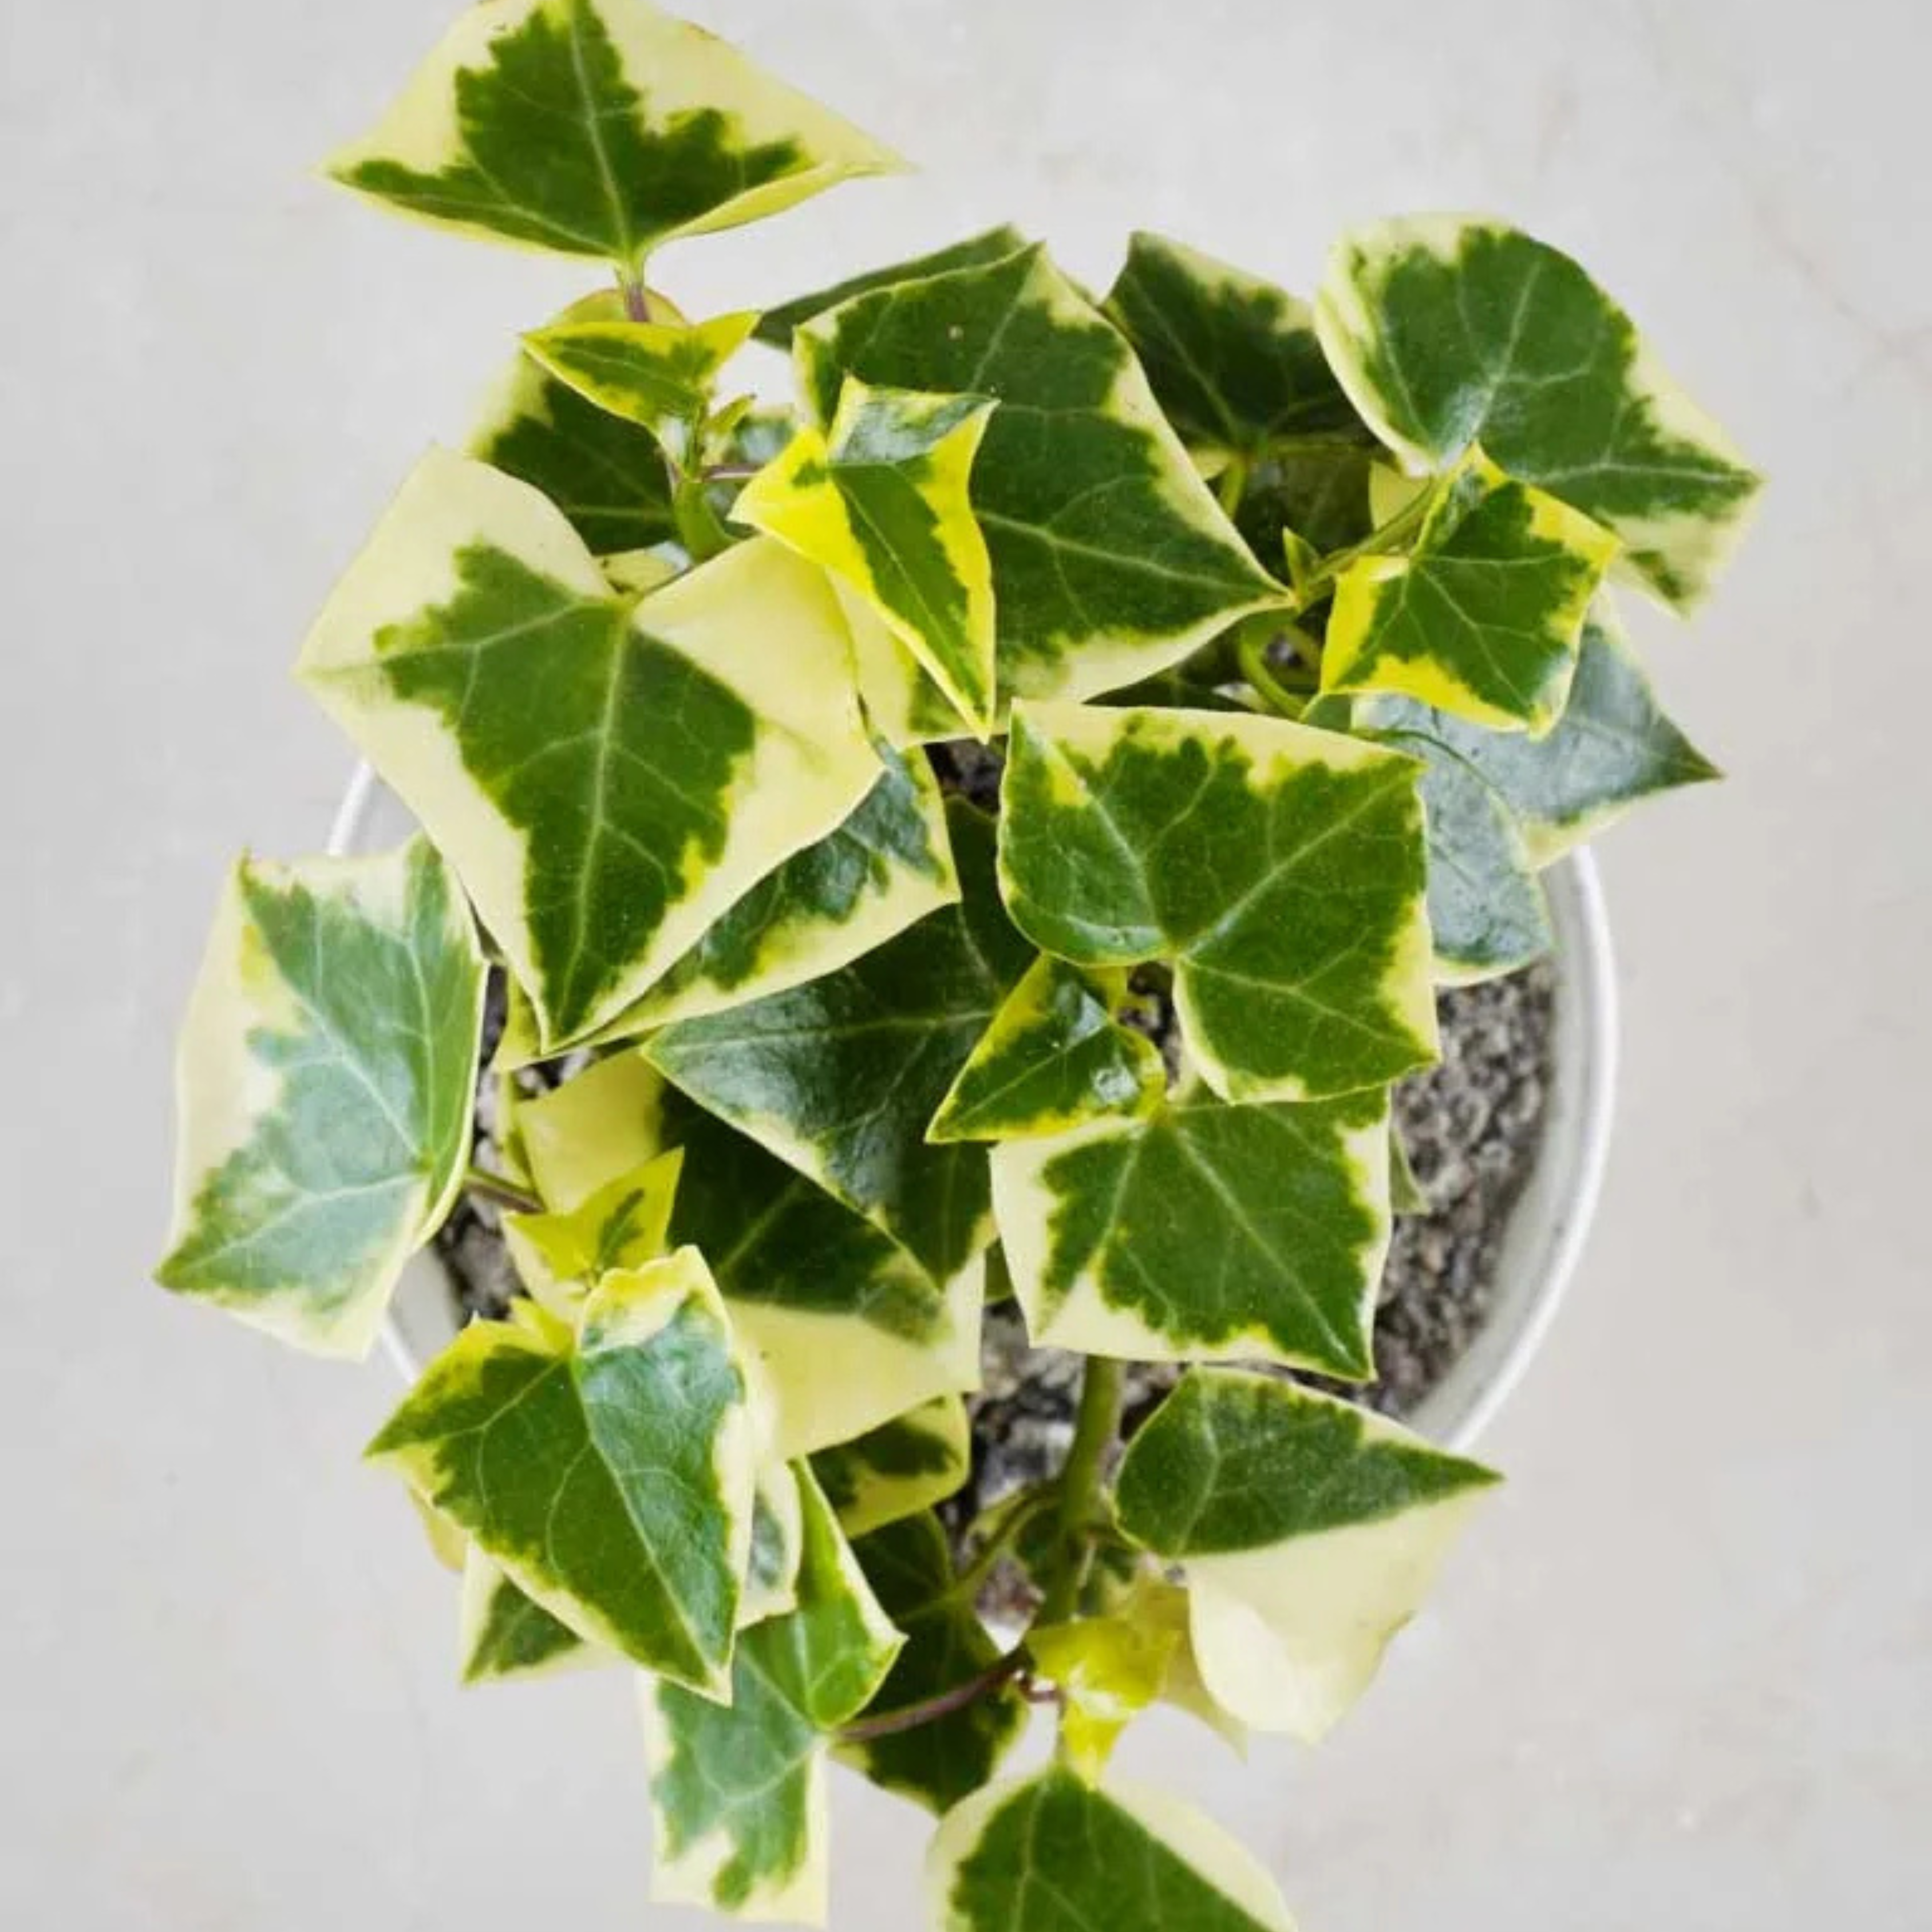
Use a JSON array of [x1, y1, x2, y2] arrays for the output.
[[331, 764, 1616, 1453]]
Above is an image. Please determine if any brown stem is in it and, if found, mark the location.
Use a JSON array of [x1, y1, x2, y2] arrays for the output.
[[836, 1649, 1028, 1745], [464, 1165, 542, 1216]]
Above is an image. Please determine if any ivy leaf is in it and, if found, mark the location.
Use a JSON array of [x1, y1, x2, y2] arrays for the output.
[[497, 738, 961, 1058], [991, 1087, 1389, 1376], [741, 1463, 807, 1629], [840, 582, 983, 748], [1112, 1572, 1247, 1752], [468, 297, 677, 555], [1388, 1121, 1431, 1216], [809, 1396, 970, 1537], [1236, 445, 1376, 563], [158, 837, 485, 1358], [458, 1545, 596, 1684], [515, 1052, 977, 1459], [1317, 216, 1761, 609], [1104, 231, 1365, 464], [499, 1148, 683, 1313], [1028, 1615, 1180, 1778], [927, 954, 1166, 1144], [754, 226, 1030, 347], [521, 309, 760, 436], [327, 0, 901, 270], [999, 701, 1437, 1103], [647, 803, 1033, 1284], [837, 1511, 1027, 1815], [736, 379, 1000, 736], [366, 1257, 758, 1696], [1322, 449, 1619, 732], [647, 1467, 902, 1924], [297, 451, 883, 1049], [1356, 606, 1720, 866], [1116, 1370, 1499, 1741], [931, 1769, 1296, 1932], [795, 243, 1287, 710]]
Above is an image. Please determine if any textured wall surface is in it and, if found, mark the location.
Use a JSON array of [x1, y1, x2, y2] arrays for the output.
[[3, 1, 1926, 1925]]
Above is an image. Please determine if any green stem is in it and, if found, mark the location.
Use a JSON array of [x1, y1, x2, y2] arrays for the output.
[[1239, 631, 1308, 720], [1296, 488, 1432, 604], [1040, 1357, 1124, 1622], [464, 1165, 541, 1216], [1214, 453, 1250, 517], [949, 1489, 1057, 1606]]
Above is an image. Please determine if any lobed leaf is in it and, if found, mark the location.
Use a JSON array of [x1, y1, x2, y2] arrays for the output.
[[327, 0, 901, 269], [297, 450, 883, 1049], [1027, 1614, 1179, 1777], [991, 1086, 1390, 1376], [927, 954, 1167, 1144], [647, 1467, 902, 1924], [796, 244, 1287, 711], [1355, 604, 1719, 866], [158, 837, 485, 1358], [1316, 215, 1761, 609], [753, 227, 1031, 347], [999, 701, 1437, 1102], [741, 1462, 807, 1629], [837, 1511, 1027, 1815], [521, 309, 759, 436], [458, 1544, 596, 1684], [366, 1258, 758, 1696], [1115, 1370, 1499, 1740], [929, 1769, 1297, 1932], [646, 802, 1033, 1284], [808, 1396, 970, 1537], [1322, 448, 1618, 732], [499, 1147, 683, 1313], [736, 379, 1000, 735]]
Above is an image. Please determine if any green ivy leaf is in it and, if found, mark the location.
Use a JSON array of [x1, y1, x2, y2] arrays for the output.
[[1104, 231, 1365, 465], [458, 1545, 595, 1684], [1116, 1370, 1499, 1740], [1356, 605, 1720, 866], [498, 738, 961, 1056], [754, 226, 1030, 347], [468, 297, 678, 555], [327, 0, 901, 270], [795, 243, 1287, 710], [928, 954, 1166, 1143], [741, 1463, 807, 1629], [931, 1769, 1296, 1932], [1322, 449, 1618, 732], [836, 1511, 1026, 1815], [515, 1052, 977, 1460], [1317, 216, 1761, 609], [809, 1396, 970, 1537], [367, 1257, 758, 1696], [158, 837, 485, 1358], [1028, 1614, 1180, 1777], [297, 451, 883, 1049], [736, 379, 1000, 735], [647, 1467, 901, 1923], [521, 309, 759, 436], [998, 701, 1437, 1102], [499, 1147, 683, 1313], [646, 802, 1033, 1284], [991, 1087, 1389, 1376]]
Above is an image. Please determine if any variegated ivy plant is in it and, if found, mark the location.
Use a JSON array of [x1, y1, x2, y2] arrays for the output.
[[158, 2, 1757, 1925]]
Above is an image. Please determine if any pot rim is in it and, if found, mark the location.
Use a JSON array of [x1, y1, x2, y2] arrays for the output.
[[330, 761, 1617, 1453]]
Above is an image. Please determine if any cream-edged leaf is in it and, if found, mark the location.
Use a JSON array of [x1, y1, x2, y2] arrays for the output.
[[1316, 215, 1760, 609], [1115, 1370, 1499, 1741], [736, 379, 999, 735], [297, 450, 883, 1049], [741, 1461, 807, 1629], [1028, 1614, 1179, 1778], [797, 244, 1287, 710], [499, 1147, 682, 1313], [647, 802, 1033, 1283], [1356, 605, 1720, 866], [458, 1544, 598, 1683], [929, 1769, 1296, 1932], [647, 1467, 902, 1924], [839, 582, 976, 748], [366, 1251, 757, 1695], [999, 701, 1437, 1102], [327, 0, 901, 268], [522, 310, 759, 435], [754, 227, 1030, 347], [837, 1511, 1027, 1815], [1323, 448, 1618, 732], [992, 1088, 1390, 1377], [468, 294, 678, 555], [514, 1053, 977, 1459], [809, 1396, 970, 1537], [158, 837, 485, 1359], [928, 954, 1166, 1143]]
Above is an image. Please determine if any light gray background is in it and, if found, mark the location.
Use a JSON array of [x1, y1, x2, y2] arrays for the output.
[[3, 1, 1927, 1925]]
